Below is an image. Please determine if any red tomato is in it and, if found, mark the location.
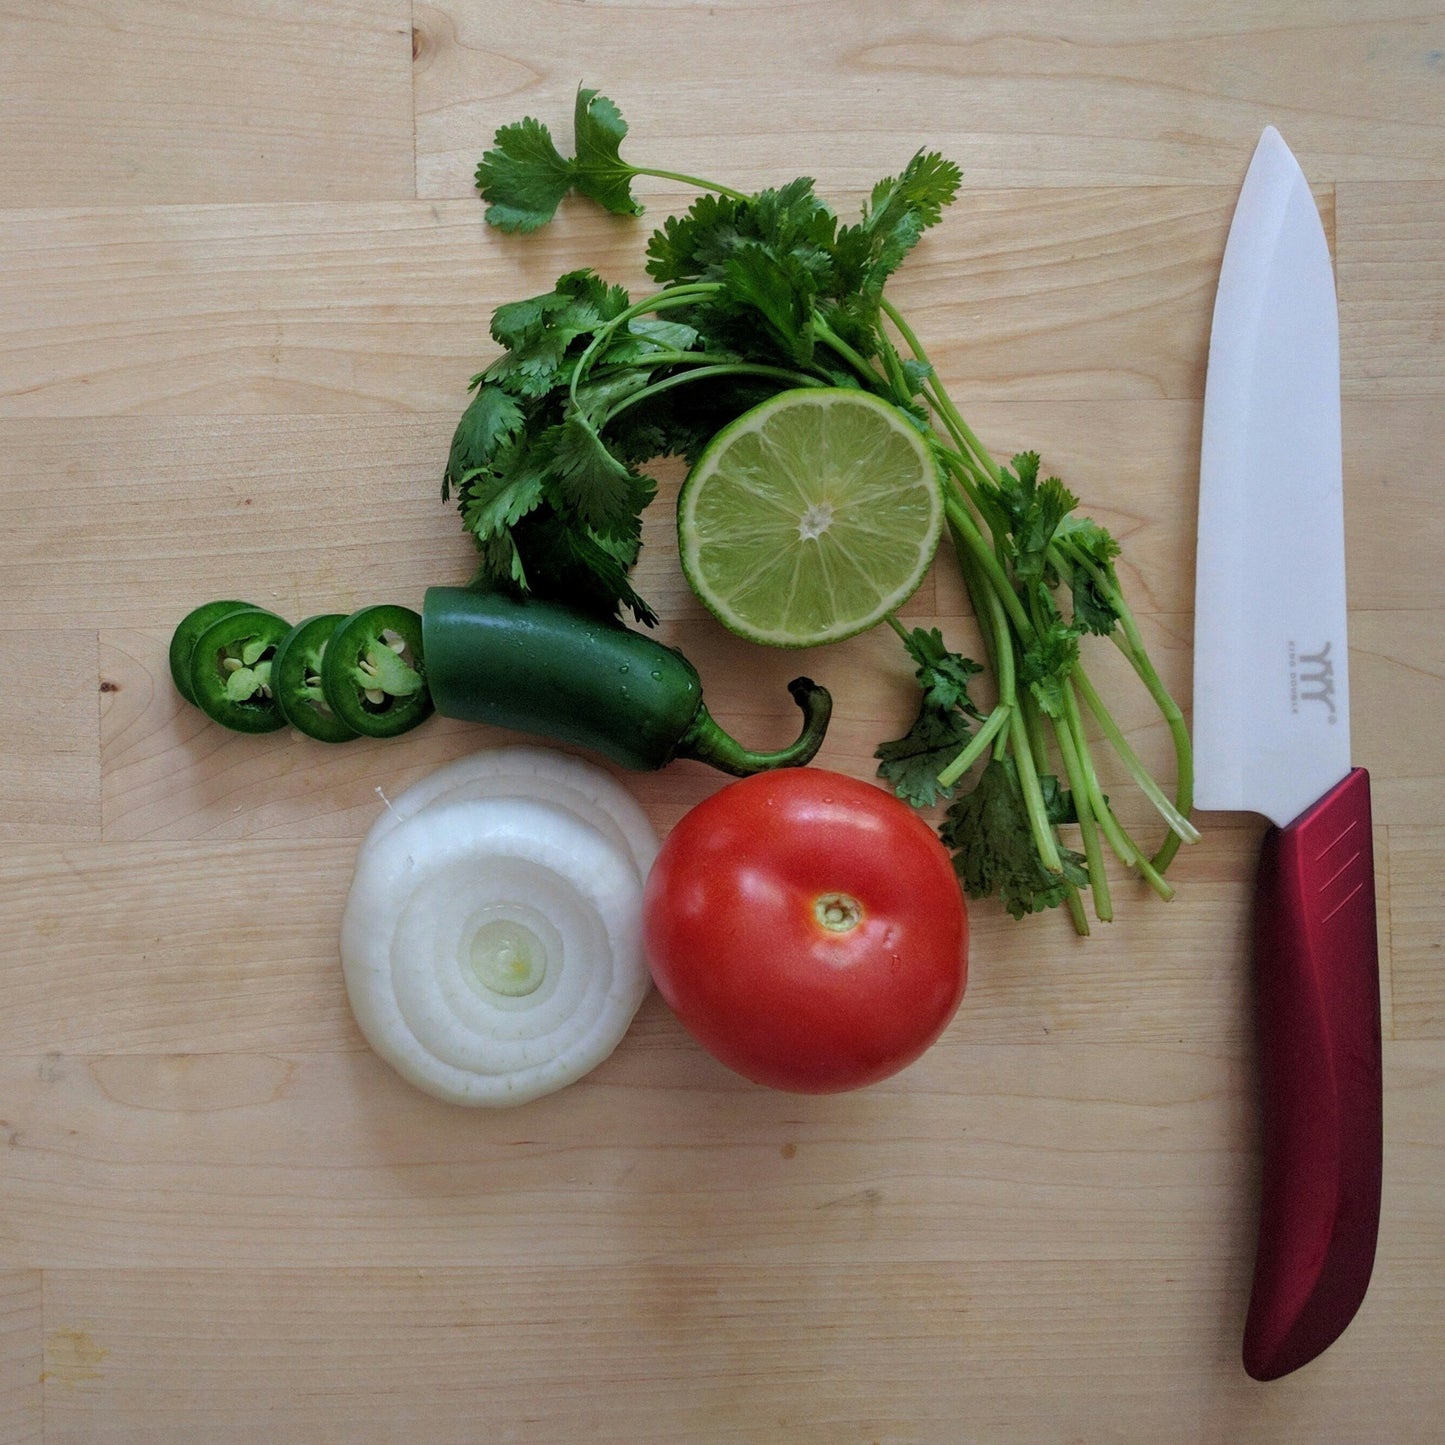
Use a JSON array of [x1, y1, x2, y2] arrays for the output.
[[642, 767, 968, 1093]]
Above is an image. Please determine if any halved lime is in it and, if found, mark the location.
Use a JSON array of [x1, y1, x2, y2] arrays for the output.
[[677, 388, 944, 648]]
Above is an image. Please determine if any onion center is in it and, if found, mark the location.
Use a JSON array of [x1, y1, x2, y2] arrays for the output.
[[466, 914, 551, 998]]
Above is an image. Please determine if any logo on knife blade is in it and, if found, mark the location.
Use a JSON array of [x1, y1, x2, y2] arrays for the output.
[[1289, 641, 1337, 722]]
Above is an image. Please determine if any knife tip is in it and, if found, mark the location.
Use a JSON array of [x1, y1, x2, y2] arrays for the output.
[[1253, 124, 1296, 169]]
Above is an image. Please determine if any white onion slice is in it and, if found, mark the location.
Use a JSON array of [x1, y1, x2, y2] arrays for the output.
[[363, 746, 659, 881], [340, 795, 649, 1107]]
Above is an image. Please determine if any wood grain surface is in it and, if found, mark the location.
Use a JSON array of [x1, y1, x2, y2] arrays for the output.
[[2, 2, 1442, 1441]]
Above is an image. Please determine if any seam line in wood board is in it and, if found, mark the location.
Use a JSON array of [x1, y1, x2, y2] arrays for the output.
[[408, 0, 420, 203], [90, 628, 104, 842]]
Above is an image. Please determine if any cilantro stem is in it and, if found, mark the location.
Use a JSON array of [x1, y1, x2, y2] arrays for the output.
[[974, 536, 1016, 706], [934, 444, 1000, 526], [880, 295, 927, 360], [1051, 699, 1112, 923], [878, 338, 915, 399], [937, 703, 1011, 789], [1113, 820, 1176, 901], [928, 385, 1004, 490], [1064, 886, 1090, 936], [602, 361, 826, 422], [898, 315, 1187, 931], [1021, 690, 1051, 774], [1064, 547, 1195, 866], [1056, 680, 1173, 903], [1073, 664, 1199, 848], [626, 348, 752, 368], [881, 299, 1005, 487], [630, 166, 750, 203], [943, 492, 1035, 642], [1060, 684, 1139, 873], [568, 283, 721, 409], [813, 317, 889, 390], [1007, 706, 1064, 876]]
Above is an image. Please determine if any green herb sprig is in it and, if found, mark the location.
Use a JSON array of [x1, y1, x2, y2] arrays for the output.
[[448, 86, 1197, 930]]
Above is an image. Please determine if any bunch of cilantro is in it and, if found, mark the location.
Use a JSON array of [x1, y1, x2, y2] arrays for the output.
[[446, 88, 1196, 933]]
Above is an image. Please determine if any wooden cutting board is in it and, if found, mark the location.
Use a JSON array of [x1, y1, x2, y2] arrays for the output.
[[2, 3, 1442, 1440]]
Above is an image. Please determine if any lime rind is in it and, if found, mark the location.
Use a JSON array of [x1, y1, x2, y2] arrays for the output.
[[678, 388, 944, 648]]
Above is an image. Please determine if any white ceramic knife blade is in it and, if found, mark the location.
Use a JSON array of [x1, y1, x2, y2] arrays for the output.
[[1193, 125, 1350, 826], [1195, 126, 1382, 1383]]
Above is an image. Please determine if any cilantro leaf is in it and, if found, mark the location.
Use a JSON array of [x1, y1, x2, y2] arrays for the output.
[[616, 315, 701, 355], [546, 408, 657, 537], [901, 625, 985, 717], [442, 383, 526, 501], [985, 452, 1079, 584], [489, 277, 593, 351], [569, 89, 644, 218], [1037, 772, 1079, 826], [823, 150, 963, 355], [1056, 515, 1123, 636], [901, 358, 935, 396], [1020, 612, 1080, 718], [483, 270, 632, 399], [571, 365, 659, 424], [508, 507, 656, 627], [456, 429, 549, 544], [874, 627, 986, 808], [475, 89, 643, 232], [718, 245, 818, 365], [876, 703, 975, 808], [642, 179, 839, 362], [864, 150, 963, 239], [475, 117, 575, 233], [645, 191, 747, 284], [942, 757, 1089, 919], [543, 407, 656, 543], [465, 507, 534, 594], [490, 269, 626, 344]]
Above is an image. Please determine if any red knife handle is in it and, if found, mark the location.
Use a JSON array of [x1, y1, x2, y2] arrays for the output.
[[1242, 766, 1382, 1380]]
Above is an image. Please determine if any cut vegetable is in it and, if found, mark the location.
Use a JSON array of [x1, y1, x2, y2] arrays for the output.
[[168, 599, 260, 706], [340, 795, 649, 1107], [187, 606, 291, 734], [678, 388, 944, 647], [321, 604, 434, 739], [271, 613, 359, 743], [363, 745, 659, 882]]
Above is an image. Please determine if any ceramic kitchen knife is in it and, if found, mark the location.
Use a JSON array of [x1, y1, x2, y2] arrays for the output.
[[1193, 126, 1382, 1382]]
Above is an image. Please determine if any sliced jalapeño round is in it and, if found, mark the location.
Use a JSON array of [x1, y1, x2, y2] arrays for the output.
[[168, 599, 260, 705], [271, 613, 359, 744], [188, 606, 290, 734], [320, 604, 433, 739]]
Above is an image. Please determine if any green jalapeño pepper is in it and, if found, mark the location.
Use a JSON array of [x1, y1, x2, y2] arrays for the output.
[[188, 606, 290, 733], [271, 613, 359, 744], [320, 604, 434, 739], [420, 586, 832, 775], [168, 598, 260, 705]]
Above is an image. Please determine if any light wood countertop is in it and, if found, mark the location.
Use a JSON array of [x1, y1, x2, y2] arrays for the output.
[[2, 3, 1442, 1440]]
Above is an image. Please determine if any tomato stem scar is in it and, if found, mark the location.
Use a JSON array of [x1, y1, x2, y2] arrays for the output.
[[814, 892, 863, 933]]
